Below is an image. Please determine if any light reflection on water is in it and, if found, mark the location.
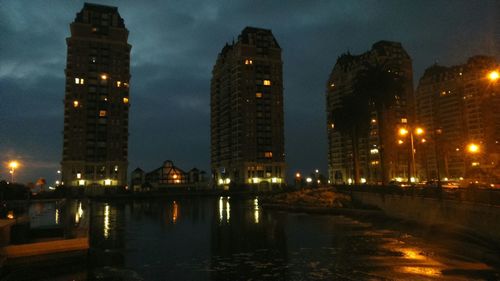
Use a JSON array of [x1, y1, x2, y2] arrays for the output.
[[254, 197, 259, 224], [218, 196, 231, 223], [103, 204, 110, 239], [17, 197, 499, 280], [55, 208, 59, 224], [75, 202, 83, 224], [172, 201, 178, 223]]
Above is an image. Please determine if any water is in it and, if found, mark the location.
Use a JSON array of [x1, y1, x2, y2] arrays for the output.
[[6, 196, 500, 280]]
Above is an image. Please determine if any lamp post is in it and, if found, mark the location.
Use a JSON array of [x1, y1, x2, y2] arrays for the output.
[[398, 126, 425, 184], [8, 161, 19, 183], [466, 142, 481, 181]]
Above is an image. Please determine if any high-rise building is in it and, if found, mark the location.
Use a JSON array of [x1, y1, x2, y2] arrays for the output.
[[326, 41, 413, 184], [415, 56, 499, 182], [210, 27, 285, 190], [61, 3, 131, 190]]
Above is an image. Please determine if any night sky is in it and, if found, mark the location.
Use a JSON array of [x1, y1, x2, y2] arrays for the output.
[[0, 0, 498, 184]]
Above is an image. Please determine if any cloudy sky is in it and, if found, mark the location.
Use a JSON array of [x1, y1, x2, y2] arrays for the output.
[[0, 0, 498, 184]]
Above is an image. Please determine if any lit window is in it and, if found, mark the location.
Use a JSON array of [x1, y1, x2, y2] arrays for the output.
[[116, 81, 121, 87], [99, 110, 107, 117], [75, 78, 84, 85], [100, 74, 108, 80], [330, 83, 335, 87], [401, 118, 407, 124], [245, 59, 253, 65], [76, 173, 81, 179], [263, 80, 271, 86], [123, 97, 129, 104], [104, 179, 112, 186], [264, 151, 273, 158], [73, 100, 79, 108], [255, 92, 262, 98], [123, 82, 129, 88], [370, 149, 379, 154]]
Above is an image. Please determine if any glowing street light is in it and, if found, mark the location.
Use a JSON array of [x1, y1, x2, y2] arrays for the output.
[[8, 161, 19, 183], [398, 128, 409, 136], [397, 126, 425, 183], [488, 70, 499, 82], [467, 143, 480, 154]]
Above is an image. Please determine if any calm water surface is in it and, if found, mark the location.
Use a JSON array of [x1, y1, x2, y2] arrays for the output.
[[10, 197, 500, 280]]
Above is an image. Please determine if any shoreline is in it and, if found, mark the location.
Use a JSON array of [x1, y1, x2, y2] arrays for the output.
[[261, 202, 383, 217]]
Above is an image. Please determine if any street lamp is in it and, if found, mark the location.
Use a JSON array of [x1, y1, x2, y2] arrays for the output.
[[466, 143, 480, 154], [466, 142, 482, 181], [398, 126, 425, 183], [8, 161, 19, 183], [488, 70, 499, 82]]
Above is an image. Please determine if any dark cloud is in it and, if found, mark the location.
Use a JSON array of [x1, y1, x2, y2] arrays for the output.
[[0, 0, 498, 183]]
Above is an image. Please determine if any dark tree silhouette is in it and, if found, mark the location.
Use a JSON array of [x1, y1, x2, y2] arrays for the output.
[[331, 93, 371, 184], [353, 62, 407, 184]]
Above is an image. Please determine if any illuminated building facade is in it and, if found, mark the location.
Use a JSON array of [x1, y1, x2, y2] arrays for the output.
[[61, 3, 131, 190], [132, 160, 206, 190], [326, 41, 413, 184], [211, 27, 285, 190], [415, 56, 499, 181]]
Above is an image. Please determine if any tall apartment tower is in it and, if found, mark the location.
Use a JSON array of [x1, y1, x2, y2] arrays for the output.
[[211, 27, 285, 190], [326, 41, 413, 184], [416, 56, 499, 181], [61, 3, 131, 190]]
